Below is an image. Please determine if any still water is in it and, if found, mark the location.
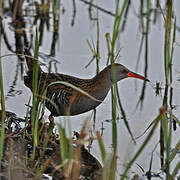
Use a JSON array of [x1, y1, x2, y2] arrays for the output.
[[1, 0, 180, 179]]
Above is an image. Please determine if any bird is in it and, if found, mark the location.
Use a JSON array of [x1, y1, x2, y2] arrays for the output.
[[24, 50, 149, 117]]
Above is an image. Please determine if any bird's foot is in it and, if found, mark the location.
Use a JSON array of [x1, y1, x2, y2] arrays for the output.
[[49, 115, 55, 127]]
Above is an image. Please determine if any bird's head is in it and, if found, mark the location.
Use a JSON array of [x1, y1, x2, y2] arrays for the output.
[[110, 63, 150, 82]]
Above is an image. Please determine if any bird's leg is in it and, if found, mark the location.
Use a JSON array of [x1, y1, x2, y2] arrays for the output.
[[49, 115, 55, 128]]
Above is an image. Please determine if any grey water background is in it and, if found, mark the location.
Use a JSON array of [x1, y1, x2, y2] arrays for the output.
[[1, 0, 180, 178]]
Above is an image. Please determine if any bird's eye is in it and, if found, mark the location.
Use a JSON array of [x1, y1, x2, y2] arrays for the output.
[[122, 69, 128, 74]]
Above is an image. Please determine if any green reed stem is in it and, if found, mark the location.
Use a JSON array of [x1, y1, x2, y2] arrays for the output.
[[103, 153, 113, 180], [111, 0, 127, 55], [140, 0, 144, 33], [0, 22, 5, 170], [164, 0, 172, 84], [96, 15, 100, 74], [109, 1, 128, 179], [96, 131, 106, 162], [105, 33, 111, 65], [58, 122, 73, 173], [32, 28, 40, 159], [169, 17, 176, 84], [58, 125, 68, 163], [0, 1, 2, 18], [162, 2, 174, 178], [110, 87, 117, 180], [66, 117, 73, 159]]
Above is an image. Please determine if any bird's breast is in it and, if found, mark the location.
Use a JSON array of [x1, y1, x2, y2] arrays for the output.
[[69, 85, 110, 115]]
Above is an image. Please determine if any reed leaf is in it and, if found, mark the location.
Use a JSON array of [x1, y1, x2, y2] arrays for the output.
[[171, 161, 180, 178], [162, 138, 180, 171], [111, 0, 127, 53], [47, 81, 102, 103], [58, 125, 68, 162]]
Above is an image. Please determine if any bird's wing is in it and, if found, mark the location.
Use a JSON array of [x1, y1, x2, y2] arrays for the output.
[[40, 73, 78, 104]]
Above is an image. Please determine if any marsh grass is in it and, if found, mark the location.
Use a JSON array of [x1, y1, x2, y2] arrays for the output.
[[57, 119, 90, 179]]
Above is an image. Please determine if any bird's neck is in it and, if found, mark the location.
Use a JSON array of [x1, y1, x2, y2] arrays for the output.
[[93, 65, 117, 85], [89, 66, 113, 101]]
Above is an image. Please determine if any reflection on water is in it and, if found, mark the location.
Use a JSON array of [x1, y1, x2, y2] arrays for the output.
[[0, 0, 180, 179]]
